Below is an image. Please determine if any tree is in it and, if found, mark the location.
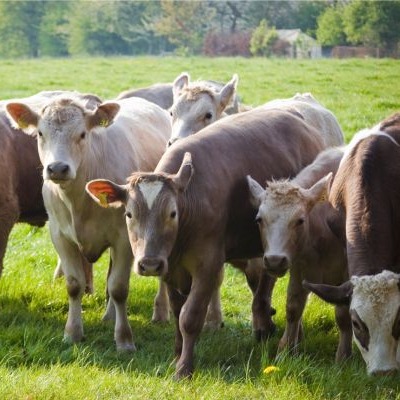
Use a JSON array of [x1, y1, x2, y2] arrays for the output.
[[154, 0, 213, 54], [39, 1, 70, 56], [317, 5, 347, 46], [250, 19, 278, 57], [343, 0, 400, 51], [0, 1, 46, 58]]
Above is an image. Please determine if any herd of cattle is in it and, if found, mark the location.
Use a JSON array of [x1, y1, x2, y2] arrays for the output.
[[1, 73, 400, 379]]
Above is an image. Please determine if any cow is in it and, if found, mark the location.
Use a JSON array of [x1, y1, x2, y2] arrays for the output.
[[302, 112, 400, 375], [261, 92, 345, 148], [0, 91, 101, 279], [85, 107, 326, 378], [116, 75, 240, 118], [167, 73, 239, 146], [6, 94, 171, 351], [247, 147, 352, 361]]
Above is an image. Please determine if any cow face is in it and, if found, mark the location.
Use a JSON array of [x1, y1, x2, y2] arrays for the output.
[[167, 73, 238, 147], [304, 270, 400, 375], [6, 99, 119, 185], [247, 174, 331, 277], [86, 152, 193, 277]]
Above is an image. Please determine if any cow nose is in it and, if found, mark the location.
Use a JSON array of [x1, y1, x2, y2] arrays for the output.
[[47, 161, 70, 180], [263, 255, 289, 276], [138, 257, 165, 276]]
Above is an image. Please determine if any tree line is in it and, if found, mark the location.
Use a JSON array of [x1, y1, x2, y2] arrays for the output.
[[0, 0, 399, 58]]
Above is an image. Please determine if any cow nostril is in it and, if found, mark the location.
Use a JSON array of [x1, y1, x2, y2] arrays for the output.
[[156, 261, 163, 273], [138, 261, 146, 273]]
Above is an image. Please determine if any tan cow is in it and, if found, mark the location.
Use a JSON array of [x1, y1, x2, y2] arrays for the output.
[[261, 92, 344, 147], [167, 73, 239, 146], [0, 90, 101, 283], [85, 108, 325, 378], [6, 94, 171, 351], [248, 147, 352, 361]]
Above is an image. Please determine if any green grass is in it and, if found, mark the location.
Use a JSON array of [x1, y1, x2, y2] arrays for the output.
[[1, 56, 400, 399]]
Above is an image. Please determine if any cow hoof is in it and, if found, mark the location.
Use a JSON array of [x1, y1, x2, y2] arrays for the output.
[[151, 312, 170, 323], [116, 342, 137, 352], [254, 323, 276, 342], [203, 320, 224, 331], [63, 332, 85, 344]]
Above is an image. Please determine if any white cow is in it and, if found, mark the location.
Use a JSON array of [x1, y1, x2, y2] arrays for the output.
[[6, 95, 171, 350], [261, 93, 345, 147]]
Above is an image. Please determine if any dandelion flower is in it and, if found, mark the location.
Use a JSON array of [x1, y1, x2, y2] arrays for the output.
[[263, 365, 280, 374]]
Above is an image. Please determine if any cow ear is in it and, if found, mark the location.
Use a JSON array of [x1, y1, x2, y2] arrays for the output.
[[85, 179, 127, 208], [216, 74, 238, 114], [86, 102, 120, 131], [302, 173, 333, 211], [173, 72, 189, 98], [326, 206, 346, 246], [6, 102, 38, 134], [247, 175, 265, 209], [172, 152, 193, 192], [302, 280, 353, 305]]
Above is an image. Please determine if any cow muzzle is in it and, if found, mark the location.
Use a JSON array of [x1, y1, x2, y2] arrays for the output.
[[263, 254, 289, 277], [137, 256, 167, 277], [46, 161, 71, 182]]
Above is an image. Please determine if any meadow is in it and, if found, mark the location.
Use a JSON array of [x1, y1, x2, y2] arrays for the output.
[[0, 56, 399, 399]]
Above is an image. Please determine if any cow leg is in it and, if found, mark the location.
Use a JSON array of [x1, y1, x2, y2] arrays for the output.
[[167, 284, 187, 359], [50, 231, 86, 343], [278, 272, 308, 354], [176, 254, 224, 379], [0, 199, 18, 276], [152, 279, 170, 323], [53, 256, 94, 295], [108, 245, 135, 352], [334, 304, 352, 362], [204, 267, 224, 330], [102, 257, 116, 322], [243, 258, 277, 340]]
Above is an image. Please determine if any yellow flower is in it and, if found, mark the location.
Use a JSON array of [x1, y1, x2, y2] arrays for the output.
[[263, 365, 280, 374]]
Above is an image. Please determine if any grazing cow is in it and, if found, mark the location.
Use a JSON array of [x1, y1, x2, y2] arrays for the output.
[[0, 91, 101, 277], [167, 73, 239, 146], [85, 108, 325, 378], [247, 147, 352, 361], [6, 94, 171, 350], [261, 92, 345, 147], [303, 112, 400, 375]]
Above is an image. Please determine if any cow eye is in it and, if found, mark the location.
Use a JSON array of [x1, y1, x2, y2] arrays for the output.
[[125, 211, 132, 219], [205, 112, 213, 120], [80, 132, 86, 140], [38, 130, 43, 137], [296, 218, 305, 227], [170, 210, 177, 219], [255, 216, 262, 224]]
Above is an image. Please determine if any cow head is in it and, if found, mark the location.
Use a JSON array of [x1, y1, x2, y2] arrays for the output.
[[167, 73, 238, 147], [86, 152, 193, 277], [304, 270, 400, 375], [6, 98, 119, 185], [247, 174, 331, 277]]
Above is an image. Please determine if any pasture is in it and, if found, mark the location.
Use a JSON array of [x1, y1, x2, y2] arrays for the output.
[[0, 56, 399, 399]]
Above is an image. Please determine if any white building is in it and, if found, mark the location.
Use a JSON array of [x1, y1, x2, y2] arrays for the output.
[[277, 29, 322, 59]]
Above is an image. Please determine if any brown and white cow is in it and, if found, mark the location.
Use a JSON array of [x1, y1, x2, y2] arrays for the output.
[[303, 112, 400, 375], [261, 92, 345, 148], [6, 94, 171, 351], [0, 91, 101, 277], [85, 108, 325, 378], [248, 147, 352, 361], [167, 73, 239, 146]]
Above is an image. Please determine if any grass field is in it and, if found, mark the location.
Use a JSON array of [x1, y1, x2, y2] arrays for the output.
[[1, 56, 400, 399]]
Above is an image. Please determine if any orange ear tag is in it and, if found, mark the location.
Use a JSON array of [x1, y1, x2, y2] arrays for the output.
[[100, 119, 109, 127], [18, 118, 28, 129]]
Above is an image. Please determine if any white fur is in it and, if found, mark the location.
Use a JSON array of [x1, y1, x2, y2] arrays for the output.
[[139, 181, 164, 209]]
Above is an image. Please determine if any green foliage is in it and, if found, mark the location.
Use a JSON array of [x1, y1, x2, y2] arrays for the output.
[[250, 19, 278, 57], [317, 6, 347, 46], [0, 57, 399, 398]]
